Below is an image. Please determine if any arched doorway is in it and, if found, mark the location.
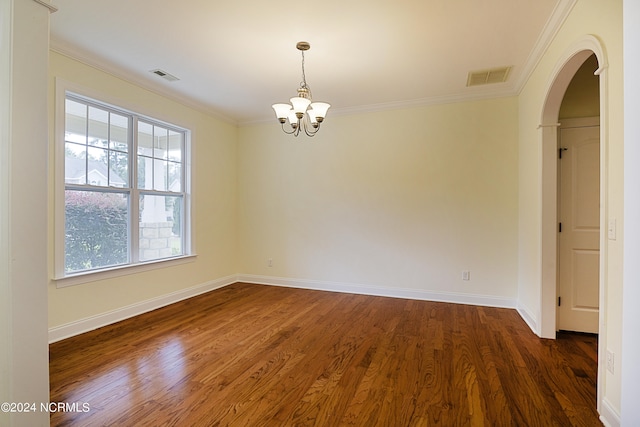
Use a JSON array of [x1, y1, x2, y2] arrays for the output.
[[557, 54, 600, 333], [538, 34, 607, 409]]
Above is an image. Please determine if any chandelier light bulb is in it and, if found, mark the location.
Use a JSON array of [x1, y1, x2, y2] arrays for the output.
[[307, 110, 319, 128], [290, 97, 311, 116], [287, 110, 299, 128], [272, 103, 292, 123], [309, 102, 330, 121]]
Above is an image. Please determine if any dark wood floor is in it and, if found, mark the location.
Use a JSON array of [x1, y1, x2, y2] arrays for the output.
[[49, 282, 601, 426]]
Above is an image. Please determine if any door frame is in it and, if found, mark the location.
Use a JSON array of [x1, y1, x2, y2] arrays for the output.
[[539, 35, 607, 411]]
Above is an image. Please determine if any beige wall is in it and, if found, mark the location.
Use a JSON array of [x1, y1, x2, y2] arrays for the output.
[[47, 52, 239, 331], [517, 0, 623, 420], [238, 98, 519, 302]]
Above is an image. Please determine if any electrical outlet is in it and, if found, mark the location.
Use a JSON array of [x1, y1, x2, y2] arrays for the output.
[[606, 350, 614, 374], [462, 270, 470, 281], [268, 258, 273, 267]]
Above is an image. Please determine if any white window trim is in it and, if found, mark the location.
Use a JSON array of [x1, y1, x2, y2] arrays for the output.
[[53, 78, 196, 287], [54, 254, 198, 288]]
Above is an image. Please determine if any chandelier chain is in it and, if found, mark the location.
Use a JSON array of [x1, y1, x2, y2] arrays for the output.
[[300, 50, 308, 90]]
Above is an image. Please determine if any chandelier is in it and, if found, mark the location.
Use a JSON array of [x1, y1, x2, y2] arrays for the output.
[[272, 42, 330, 137]]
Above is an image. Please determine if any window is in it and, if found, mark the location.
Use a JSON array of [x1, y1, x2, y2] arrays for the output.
[[61, 93, 190, 276]]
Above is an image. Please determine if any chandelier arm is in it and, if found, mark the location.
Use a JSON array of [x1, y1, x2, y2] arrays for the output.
[[302, 121, 320, 137], [280, 123, 297, 135]]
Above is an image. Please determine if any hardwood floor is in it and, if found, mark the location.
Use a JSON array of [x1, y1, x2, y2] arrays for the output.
[[49, 283, 601, 426]]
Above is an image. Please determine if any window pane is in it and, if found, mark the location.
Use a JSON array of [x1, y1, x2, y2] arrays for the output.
[[168, 161, 181, 192], [168, 130, 182, 162], [88, 106, 109, 148], [138, 155, 152, 190], [65, 99, 87, 144], [110, 151, 129, 187], [110, 113, 129, 152], [87, 146, 109, 186], [138, 121, 153, 156], [154, 158, 167, 191], [65, 190, 129, 273], [154, 126, 169, 160], [139, 194, 182, 261], [65, 143, 87, 184]]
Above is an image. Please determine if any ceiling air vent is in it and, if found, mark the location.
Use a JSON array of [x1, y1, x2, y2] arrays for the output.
[[150, 69, 180, 82], [466, 66, 512, 87]]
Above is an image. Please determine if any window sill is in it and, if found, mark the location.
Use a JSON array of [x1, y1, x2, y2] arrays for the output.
[[53, 254, 198, 288]]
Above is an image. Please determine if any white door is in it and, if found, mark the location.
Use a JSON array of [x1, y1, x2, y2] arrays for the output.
[[557, 123, 600, 333]]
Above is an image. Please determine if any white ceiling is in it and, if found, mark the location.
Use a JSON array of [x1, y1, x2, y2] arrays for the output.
[[49, 0, 572, 125]]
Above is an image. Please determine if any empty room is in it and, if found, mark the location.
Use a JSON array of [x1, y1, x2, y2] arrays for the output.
[[3, 0, 640, 426]]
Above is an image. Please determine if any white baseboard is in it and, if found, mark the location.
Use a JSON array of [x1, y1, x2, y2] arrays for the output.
[[516, 303, 539, 336], [599, 397, 621, 427], [237, 274, 517, 309], [48, 274, 238, 343], [49, 274, 524, 343]]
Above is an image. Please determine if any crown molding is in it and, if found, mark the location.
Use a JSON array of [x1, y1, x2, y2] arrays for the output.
[[32, 0, 58, 13], [49, 41, 238, 126], [240, 88, 520, 126], [513, 0, 578, 94]]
